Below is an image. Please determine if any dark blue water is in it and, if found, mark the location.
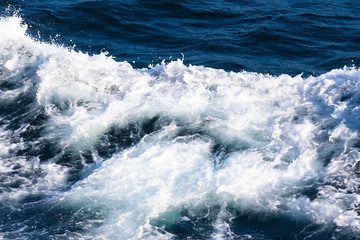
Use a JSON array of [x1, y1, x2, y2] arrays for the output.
[[3, 0, 360, 76], [1, 0, 360, 239]]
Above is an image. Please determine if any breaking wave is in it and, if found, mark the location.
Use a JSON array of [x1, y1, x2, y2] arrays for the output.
[[1, 16, 360, 239]]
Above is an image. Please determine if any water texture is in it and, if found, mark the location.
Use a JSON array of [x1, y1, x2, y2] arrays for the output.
[[1, 1, 360, 239], [3, 0, 360, 75]]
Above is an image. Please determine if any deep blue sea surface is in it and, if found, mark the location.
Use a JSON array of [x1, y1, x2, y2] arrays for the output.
[[1, 0, 360, 239]]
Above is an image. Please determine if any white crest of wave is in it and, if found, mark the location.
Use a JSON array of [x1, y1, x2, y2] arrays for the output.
[[1, 15, 360, 238]]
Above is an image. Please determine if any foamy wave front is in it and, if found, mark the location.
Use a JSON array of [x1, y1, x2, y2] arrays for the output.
[[1, 16, 360, 239]]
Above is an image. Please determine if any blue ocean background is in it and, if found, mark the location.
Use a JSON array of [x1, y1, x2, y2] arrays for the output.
[[1, 0, 360, 239], [4, 0, 360, 76]]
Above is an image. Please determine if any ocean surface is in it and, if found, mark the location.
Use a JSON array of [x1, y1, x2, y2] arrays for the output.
[[1, 0, 360, 239]]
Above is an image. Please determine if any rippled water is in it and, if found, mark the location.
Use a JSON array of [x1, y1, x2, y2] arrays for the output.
[[1, 1, 360, 239], [3, 0, 360, 76]]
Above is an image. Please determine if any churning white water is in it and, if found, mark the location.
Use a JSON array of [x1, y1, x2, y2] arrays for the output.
[[1, 16, 360, 239]]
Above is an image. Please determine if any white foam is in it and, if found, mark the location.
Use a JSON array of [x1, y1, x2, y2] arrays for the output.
[[0, 155, 68, 202], [0, 16, 69, 203], [63, 137, 213, 238], [1, 15, 360, 238]]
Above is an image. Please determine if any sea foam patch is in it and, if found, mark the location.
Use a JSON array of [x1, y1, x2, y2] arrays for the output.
[[1, 15, 360, 239]]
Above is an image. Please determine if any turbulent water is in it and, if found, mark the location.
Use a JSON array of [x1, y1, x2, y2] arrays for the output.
[[1, 1, 360, 239]]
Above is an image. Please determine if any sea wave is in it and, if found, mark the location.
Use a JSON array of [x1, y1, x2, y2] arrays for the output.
[[1, 16, 360, 239]]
